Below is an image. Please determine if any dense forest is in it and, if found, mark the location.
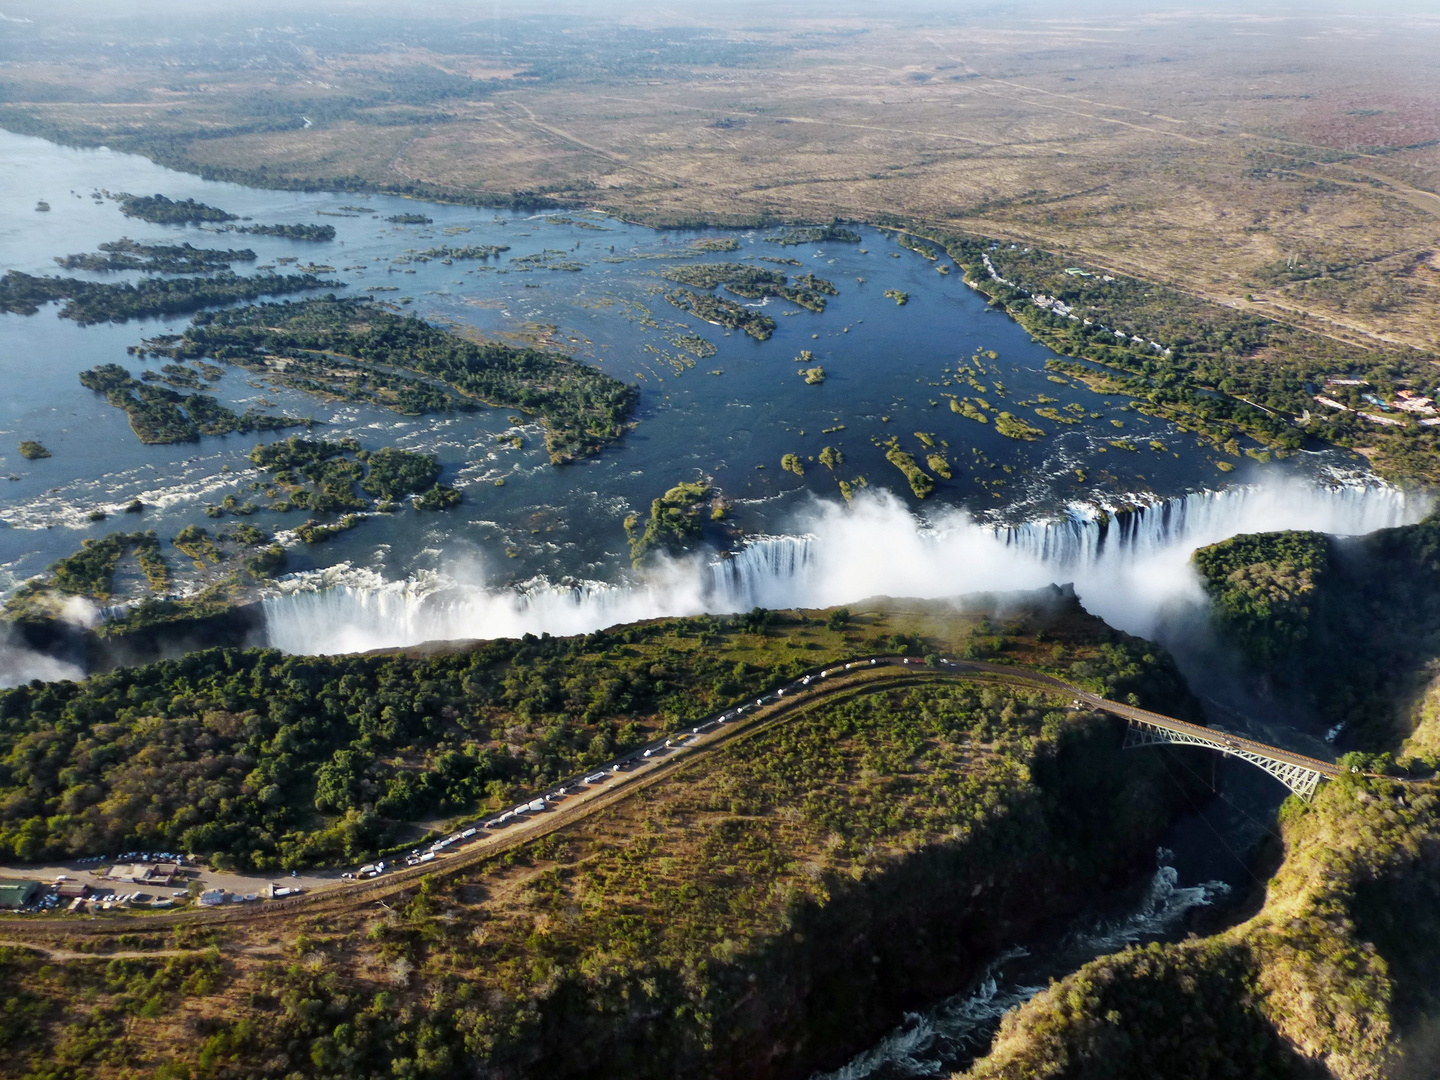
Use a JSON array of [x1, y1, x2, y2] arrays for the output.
[[150, 297, 637, 463], [663, 288, 776, 340], [228, 222, 336, 242], [55, 238, 257, 273], [116, 193, 237, 224], [623, 480, 716, 564], [249, 434, 458, 514], [78, 362, 307, 444], [660, 262, 837, 312], [1191, 512, 1440, 760], [0, 269, 338, 324], [0, 601, 1185, 871]]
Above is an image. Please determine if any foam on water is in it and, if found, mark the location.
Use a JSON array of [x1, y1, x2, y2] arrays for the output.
[[813, 854, 1230, 1080], [261, 476, 1425, 654]]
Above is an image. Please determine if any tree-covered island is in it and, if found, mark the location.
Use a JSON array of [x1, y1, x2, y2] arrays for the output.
[[147, 297, 637, 463]]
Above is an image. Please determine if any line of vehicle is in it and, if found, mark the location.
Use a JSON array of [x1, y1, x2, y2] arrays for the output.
[[3, 657, 1339, 936]]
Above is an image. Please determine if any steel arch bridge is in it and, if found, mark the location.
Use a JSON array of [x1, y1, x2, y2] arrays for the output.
[[928, 659, 1344, 802]]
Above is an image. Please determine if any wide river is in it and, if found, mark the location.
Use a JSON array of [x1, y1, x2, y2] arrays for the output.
[[0, 129, 1426, 657], [0, 127, 1424, 1077]]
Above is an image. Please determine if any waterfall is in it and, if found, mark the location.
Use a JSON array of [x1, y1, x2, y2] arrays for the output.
[[261, 479, 1427, 655]]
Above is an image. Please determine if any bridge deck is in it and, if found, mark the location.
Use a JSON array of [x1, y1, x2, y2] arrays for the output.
[[939, 659, 1341, 778]]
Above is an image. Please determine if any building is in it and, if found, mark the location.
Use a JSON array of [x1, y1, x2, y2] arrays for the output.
[[108, 863, 178, 887], [55, 881, 91, 901], [0, 879, 41, 909], [1393, 391, 1436, 415]]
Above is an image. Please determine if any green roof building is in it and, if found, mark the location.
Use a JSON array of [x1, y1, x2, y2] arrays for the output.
[[0, 879, 41, 909]]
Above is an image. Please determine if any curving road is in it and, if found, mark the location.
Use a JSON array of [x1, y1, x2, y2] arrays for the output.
[[2, 655, 1339, 936]]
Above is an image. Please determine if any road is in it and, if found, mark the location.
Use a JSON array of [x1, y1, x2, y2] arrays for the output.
[[0, 655, 1338, 937]]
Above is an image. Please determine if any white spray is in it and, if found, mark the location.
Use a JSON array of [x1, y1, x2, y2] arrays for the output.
[[261, 478, 1426, 655]]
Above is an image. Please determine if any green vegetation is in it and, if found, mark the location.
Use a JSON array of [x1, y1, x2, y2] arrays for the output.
[[883, 288, 909, 305], [173, 524, 221, 566], [897, 233, 939, 260], [0, 597, 1205, 1080], [803, 366, 826, 384], [624, 480, 713, 565], [671, 333, 717, 359], [966, 761, 1439, 1080], [0, 597, 1186, 872], [79, 363, 307, 444], [959, 518, 1440, 1077], [903, 230, 1440, 483], [885, 445, 935, 498], [691, 236, 740, 252], [952, 397, 989, 423], [359, 446, 442, 499], [17, 440, 50, 460], [250, 435, 457, 518], [413, 244, 509, 260], [153, 298, 636, 463], [660, 261, 837, 312], [412, 483, 463, 510], [1034, 406, 1080, 425], [56, 238, 257, 273], [994, 412, 1046, 441], [663, 288, 776, 341], [294, 514, 364, 544], [115, 192, 236, 224], [819, 445, 843, 469], [0, 269, 338, 324], [43, 531, 167, 600], [768, 223, 863, 245], [781, 453, 805, 476], [927, 453, 952, 479], [386, 213, 433, 224], [230, 222, 336, 241], [1190, 516, 1440, 751]]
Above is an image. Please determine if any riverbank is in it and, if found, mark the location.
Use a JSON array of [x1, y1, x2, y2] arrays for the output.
[[0, 594, 1216, 1080]]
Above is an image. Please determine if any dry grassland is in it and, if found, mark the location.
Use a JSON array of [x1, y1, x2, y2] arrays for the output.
[[5, 8, 1440, 385]]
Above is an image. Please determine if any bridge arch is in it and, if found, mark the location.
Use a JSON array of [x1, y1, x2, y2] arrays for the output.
[[1120, 715, 1333, 801]]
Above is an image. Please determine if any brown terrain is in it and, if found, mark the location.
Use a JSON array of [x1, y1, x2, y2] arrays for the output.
[[4, 4, 1440, 355]]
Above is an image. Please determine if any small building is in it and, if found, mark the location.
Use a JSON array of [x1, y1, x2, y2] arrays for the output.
[[0, 880, 41, 909], [55, 881, 91, 901], [1393, 392, 1436, 414], [109, 863, 177, 887]]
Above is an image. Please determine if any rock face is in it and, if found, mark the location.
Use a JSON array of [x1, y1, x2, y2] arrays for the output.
[[11, 600, 267, 674], [476, 712, 1208, 1080]]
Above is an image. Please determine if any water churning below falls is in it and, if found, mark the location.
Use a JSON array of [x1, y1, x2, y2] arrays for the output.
[[261, 476, 1426, 655], [813, 853, 1231, 1080]]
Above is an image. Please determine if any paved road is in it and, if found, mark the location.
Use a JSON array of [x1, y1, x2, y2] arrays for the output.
[[0, 655, 1339, 936]]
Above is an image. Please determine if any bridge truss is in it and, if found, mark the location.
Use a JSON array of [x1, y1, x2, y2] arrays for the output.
[[1122, 717, 1327, 801]]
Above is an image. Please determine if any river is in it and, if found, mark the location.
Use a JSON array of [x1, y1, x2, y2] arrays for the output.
[[0, 128, 1417, 659], [0, 126, 1420, 1074]]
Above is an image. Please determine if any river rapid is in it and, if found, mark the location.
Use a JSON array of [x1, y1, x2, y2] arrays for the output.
[[0, 127, 1425, 1074], [0, 128, 1419, 658]]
